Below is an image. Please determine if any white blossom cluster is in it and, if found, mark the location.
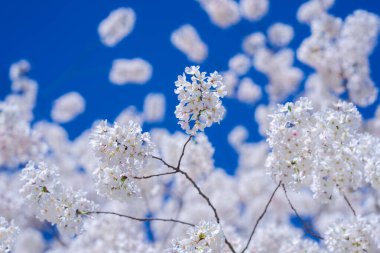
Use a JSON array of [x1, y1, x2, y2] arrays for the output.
[[324, 216, 380, 253], [175, 66, 226, 135], [297, 0, 335, 24], [167, 220, 225, 253], [90, 120, 154, 200], [51, 92, 85, 123], [0, 63, 46, 168], [98, 7, 136, 47], [266, 97, 380, 202], [109, 58, 153, 85], [0, 216, 19, 253], [298, 10, 380, 106], [171, 25, 208, 63], [19, 162, 96, 237]]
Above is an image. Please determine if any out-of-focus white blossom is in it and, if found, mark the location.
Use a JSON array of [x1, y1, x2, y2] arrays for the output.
[[228, 125, 248, 150], [50, 215, 155, 253], [0, 217, 19, 253], [98, 7, 136, 47], [143, 93, 166, 123], [222, 71, 239, 97], [90, 120, 154, 201], [298, 10, 380, 106], [197, 0, 240, 28], [0, 82, 46, 168], [228, 54, 251, 76], [109, 58, 152, 85], [251, 224, 321, 253], [175, 66, 226, 135], [268, 23, 294, 47], [9, 59, 31, 81], [19, 162, 96, 237], [171, 25, 208, 63], [240, 0, 269, 21], [297, 0, 335, 24], [13, 228, 44, 253], [236, 77, 262, 104], [51, 92, 85, 123], [324, 216, 380, 253], [242, 32, 266, 56], [167, 220, 225, 253], [115, 106, 143, 126], [254, 48, 303, 102]]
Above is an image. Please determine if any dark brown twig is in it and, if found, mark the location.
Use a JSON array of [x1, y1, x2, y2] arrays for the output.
[[241, 181, 281, 253], [88, 211, 195, 227], [177, 136, 192, 169], [343, 193, 357, 216], [282, 185, 324, 240], [133, 171, 178, 179]]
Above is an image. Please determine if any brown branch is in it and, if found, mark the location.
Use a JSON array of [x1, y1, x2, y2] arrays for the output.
[[177, 136, 192, 169], [152, 155, 177, 170], [282, 185, 324, 240], [152, 135, 236, 253], [134, 171, 178, 179], [241, 181, 281, 253], [88, 211, 195, 227], [343, 193, 357, 216]]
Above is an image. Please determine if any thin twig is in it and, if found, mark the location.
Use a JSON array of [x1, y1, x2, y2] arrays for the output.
[[241, 181, 281, 253], [152, 136, 236, 253], [282, 185, 324, 240], [343, 194, 357, 216], [152, 155, 177, 170], [88, 211, 195, 227], [176, 168, 220, 223], [177, 136, 192, 169], [134, 171, 178, 179]]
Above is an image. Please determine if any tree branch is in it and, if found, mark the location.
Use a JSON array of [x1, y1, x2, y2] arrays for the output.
[[134, 171, 178, 179], [177, 136, 192, 169], [241, 181, 281, 253], [282, 185, 324, 240], [88, 211, 195, 227], [343, 193, 357, 216]]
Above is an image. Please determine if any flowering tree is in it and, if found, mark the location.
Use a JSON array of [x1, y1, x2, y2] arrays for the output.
[[1, 0, 380, 253]]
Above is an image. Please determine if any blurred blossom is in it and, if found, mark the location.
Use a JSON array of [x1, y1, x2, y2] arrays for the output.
[[171, 24, 208, 63], [51, 92, 85, 123], [109, 58, 152, 85], [143, 93, 166, 123], [98, 7, 136, 47]]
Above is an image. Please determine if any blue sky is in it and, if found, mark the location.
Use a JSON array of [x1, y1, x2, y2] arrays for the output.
[[0, 0, 379, 174]]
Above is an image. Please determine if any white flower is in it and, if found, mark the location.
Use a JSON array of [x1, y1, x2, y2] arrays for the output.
[[9, 59, 31, 81], [167, 220, 225, 253], [98, 7, 136, 47], [175, 66, 226, 135], [171, 25, 208, 63], [109, 58, 152, 85], [19, 161, 96, 237], [0, 217, 19, 253], [266, 97, 371, 202], [51, 92, 85, 123], [90, 120, 154, 200], [324, 216, 380, 253]]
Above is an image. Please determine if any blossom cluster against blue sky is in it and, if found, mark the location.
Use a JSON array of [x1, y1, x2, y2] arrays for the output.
[[0, 0, 379, 174]]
